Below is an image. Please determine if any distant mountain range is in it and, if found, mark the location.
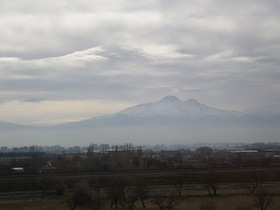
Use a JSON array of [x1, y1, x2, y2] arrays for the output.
[[1, 96, 280, 146]]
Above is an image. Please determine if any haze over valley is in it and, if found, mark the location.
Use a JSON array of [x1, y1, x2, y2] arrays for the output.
[[1, 96, 279, 147]]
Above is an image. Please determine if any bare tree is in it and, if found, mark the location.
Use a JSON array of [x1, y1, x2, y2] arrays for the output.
[[86, 144, 95, 171], [254, 187, 273, 210], [151, 193, 179, 210], [172, 174, 188, 197], [241, 170, 263, 194], [119, 192, 138, 210], [131, 176, 149, 208], [107, 175, 127, 210], [203, 171, 222, 195], [90, 176, 106, 210]]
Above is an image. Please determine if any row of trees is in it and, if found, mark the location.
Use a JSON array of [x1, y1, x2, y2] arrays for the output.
[[67, 171, 274, 210], [0, 168, 275, 210], [69, 175, 151, 210]]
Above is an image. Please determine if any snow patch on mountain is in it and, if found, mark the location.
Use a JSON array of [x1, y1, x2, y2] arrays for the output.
[[116, 96, 241, 119]]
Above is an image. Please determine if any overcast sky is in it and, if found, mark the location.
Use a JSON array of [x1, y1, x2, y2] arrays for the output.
[[1, 0, 280, 125]]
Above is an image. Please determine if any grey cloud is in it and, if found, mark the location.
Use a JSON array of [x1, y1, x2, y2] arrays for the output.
[[0, 0, 280, 114]]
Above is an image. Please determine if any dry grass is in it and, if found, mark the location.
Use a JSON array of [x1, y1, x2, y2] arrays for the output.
[[0, 196, 69, 210]]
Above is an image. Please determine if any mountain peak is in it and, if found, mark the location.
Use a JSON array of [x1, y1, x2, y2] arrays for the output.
[[186, 98, 203, 105], [159, 95, 180, 103]]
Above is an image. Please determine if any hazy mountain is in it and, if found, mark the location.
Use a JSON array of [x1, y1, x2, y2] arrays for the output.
[[117, 95, 241, 118], [1, 96, 280, 147], [58, 96, 244, 128]]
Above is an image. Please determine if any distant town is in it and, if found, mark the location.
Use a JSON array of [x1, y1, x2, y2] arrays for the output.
[[1, 141, 280, 174], [1, 141, 280, 155]]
